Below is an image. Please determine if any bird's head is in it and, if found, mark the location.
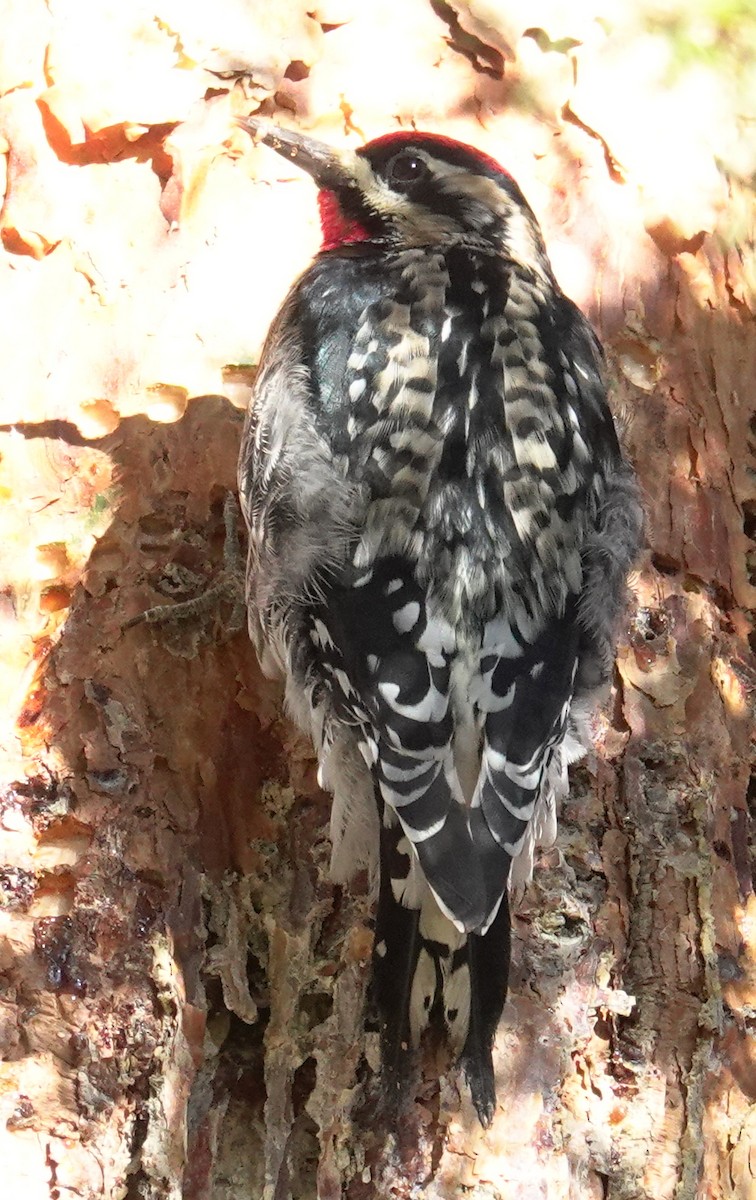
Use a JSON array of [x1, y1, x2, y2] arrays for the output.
[[238, 118, 552, 279]]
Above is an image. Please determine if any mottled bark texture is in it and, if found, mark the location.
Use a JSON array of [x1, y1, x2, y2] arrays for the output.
[[0, 3, 754, 1198]]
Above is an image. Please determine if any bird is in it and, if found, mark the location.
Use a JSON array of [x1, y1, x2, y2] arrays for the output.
[[235, 116, 643, 1124]]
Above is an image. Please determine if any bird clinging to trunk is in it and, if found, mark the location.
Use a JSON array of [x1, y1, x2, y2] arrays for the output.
[[236, 117, 642, 1123]]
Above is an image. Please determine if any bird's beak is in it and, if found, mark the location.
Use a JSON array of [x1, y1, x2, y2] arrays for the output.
[[236, 116, 359, 191]]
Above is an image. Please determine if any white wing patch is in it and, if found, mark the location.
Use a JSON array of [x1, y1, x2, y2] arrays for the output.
[[392, 601, 421, 632]]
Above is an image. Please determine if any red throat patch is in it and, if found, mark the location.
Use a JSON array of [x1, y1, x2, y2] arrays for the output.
[[318, 190, 371, 252]]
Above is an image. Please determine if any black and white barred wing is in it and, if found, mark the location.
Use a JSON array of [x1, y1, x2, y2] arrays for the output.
[[315, 555, 496, 934], [468, 606, 581, 917], [463, 297, 640, 917]]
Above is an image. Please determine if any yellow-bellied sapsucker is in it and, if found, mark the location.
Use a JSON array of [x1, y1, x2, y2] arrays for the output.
[[236, 118, 643, 1123]]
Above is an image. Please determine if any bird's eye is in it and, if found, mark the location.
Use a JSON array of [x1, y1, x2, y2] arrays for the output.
[[385, 151, 429, 189]]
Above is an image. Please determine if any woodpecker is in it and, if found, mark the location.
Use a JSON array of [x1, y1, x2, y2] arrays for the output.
[[236, 118, 643, 1123]]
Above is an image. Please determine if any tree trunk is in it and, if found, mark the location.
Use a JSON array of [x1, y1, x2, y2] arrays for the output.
[[1, 3, 753, 1198]]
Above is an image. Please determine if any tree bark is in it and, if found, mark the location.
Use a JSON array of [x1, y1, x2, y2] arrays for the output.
[[0, 3, 753, 1198]]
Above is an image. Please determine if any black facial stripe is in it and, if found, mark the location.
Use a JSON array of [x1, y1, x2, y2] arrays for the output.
[[332, 182, 389, 240], [354, 140, 534, 233]]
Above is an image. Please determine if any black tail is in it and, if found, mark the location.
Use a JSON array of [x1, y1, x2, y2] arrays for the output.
[[371, 821, 423, 1110], [458, 893, 511, 1125], [371, 814, 512, 1124]]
